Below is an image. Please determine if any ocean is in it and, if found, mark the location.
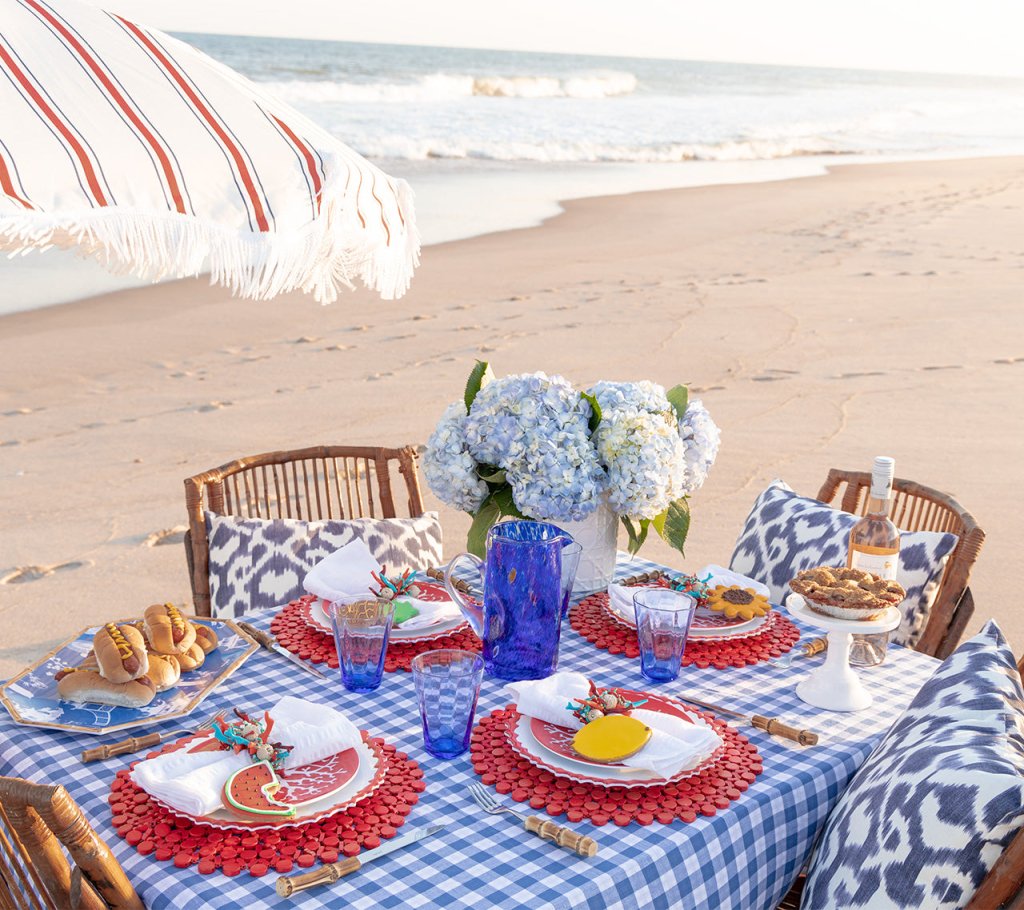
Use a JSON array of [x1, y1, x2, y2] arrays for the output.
[[5, 35, 1024, 312]]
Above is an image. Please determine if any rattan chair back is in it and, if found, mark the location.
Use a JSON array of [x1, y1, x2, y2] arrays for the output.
[[816, 468, 984, 659], [183, 445, 425, 617], [0, 777, 142, 910]]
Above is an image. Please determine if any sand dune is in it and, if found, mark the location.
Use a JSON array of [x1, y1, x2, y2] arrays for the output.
[[1, 155, 1022, 676]]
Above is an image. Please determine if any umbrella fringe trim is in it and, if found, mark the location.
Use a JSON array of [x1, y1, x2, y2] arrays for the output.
[[0, 170, 420, 303]]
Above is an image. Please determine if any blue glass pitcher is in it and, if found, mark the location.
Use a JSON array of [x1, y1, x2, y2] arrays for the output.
[[444, 521, 582, 681]]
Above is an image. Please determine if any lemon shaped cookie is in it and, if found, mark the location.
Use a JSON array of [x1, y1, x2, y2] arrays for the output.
[[706, 584, 771, 620], [572, 714, 652, 764]]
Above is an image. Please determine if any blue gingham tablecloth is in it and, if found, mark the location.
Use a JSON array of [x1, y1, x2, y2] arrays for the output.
[[0, 554, 939, 910]]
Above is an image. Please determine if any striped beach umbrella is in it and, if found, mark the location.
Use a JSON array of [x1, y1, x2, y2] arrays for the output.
[[0, 0, 419, 301]]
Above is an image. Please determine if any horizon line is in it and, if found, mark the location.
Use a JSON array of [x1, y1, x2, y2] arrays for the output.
[[171, 29, 1024, 84]]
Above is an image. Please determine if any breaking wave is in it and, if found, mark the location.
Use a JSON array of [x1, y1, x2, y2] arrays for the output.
[[262, 71, 638, 103], [348, 134, 858, 163]]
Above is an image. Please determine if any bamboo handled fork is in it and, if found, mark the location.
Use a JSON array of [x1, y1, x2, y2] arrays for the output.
[[80, 709, 224, 763], [469, 783, 598, 857]]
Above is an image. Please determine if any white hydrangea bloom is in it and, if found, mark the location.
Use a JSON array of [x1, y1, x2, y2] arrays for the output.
[[588, 380, 671, 417], [594, 408, 688, 519], [678, 399, 721, 495]]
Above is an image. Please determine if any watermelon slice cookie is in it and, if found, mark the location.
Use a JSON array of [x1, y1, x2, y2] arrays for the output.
[[222, 761, 296, 819]]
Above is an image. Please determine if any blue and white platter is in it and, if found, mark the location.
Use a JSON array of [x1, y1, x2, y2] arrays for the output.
[[0, 618, 256, 735]]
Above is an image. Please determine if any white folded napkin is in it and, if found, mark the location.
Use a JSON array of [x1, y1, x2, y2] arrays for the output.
[[607, 565, 770, 625], [303, 538, 381, 602], [507, 671, 723, 779], [392, 597, 461, 630], [305, 540, 459, 629], [505, 671, 591, 731], [131, 695, 362, 817]]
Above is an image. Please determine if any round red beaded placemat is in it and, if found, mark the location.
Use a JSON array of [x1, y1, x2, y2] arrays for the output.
[[110, 737, 425, 877], [470, 706, 762, 826], [569, 592, 800, 669], [270, 597, 482, 673]]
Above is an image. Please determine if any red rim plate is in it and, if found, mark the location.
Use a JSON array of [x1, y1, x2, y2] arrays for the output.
[[300, 581, 469, 642], [530, 689, 692, 768], [139, 730, 388, 830], [508, 693, 725, 787]]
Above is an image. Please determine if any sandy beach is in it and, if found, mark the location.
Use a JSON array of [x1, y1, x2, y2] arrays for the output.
[[1, 154, 1022, 678]]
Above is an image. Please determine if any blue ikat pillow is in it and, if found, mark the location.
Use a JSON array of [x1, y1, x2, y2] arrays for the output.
[[729, 481, 958, 647], [803, 620, 1024, 908]]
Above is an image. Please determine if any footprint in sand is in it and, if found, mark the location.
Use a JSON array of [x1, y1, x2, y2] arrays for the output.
[[3, 407, 36, 417], [196, 401, 232, 412], [478, 345, 498, 353], [993, 358, 1024, 365], [293, 336, 321, 344], [751, 375, 791, 382], [366, 372, 394, 381], [411, 314, 435, 321], [920, 365, 962, 372], [507, 295, 530, 302], [1, 440, 20, 447], [322, 344, 352, 352], [2, 560, 91, 584], [834, 371, 886, 379], [142, 526, 187, 548], [348, 325, 370, 332]]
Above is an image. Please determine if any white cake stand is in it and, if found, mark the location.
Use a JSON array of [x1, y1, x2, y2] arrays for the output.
[[785, 594, 901, 712]]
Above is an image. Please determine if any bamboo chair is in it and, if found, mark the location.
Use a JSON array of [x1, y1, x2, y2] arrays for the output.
[[183, 444, 425, 617], [0, 777, 142, 910], [816, 468, 985, 660]]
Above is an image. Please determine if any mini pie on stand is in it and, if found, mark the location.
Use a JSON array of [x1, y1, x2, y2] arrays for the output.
[[785, 593, 901, 712]]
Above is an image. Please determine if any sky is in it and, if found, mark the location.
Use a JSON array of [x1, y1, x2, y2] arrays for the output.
[[97, 0, 1024, 78]]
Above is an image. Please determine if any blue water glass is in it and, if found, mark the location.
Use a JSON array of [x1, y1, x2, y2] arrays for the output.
[[633, 588, 697, 683], [411, 649, 484, 759], [329, 599, 394, 693]]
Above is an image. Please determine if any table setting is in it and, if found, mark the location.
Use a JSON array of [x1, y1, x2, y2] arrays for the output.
[[269, 540, 484, 674], [0, 544, 942, 910], [0, 372, 955, 909]]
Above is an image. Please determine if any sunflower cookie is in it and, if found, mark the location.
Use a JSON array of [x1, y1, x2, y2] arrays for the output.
[[706, 585, 772, 620]]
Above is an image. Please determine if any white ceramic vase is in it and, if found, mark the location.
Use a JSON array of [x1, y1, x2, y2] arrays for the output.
[[557, 496, 619, 596]]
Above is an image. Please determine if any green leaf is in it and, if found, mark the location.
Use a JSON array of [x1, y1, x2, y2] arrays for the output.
[[467, 494, 501, 557], [622, 517, 652, 555], [476, 464, 507, 485], [651, 509, 668, 539], [622, 517, 640, 555], [656, 498, 691, 554], [665, 384, 689, 422], [635, 518, 651, 550], [494, 485, 527, 519], [464, 360, 492, 413], [580, 391, 603, 435]]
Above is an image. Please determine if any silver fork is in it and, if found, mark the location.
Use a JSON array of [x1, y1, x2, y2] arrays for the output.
[[773, 636, 828, 668], [80, 708, 226, 763], [468, 783, 599, 857]]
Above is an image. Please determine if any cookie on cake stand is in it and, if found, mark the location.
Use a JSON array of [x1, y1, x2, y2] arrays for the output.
[[785, 594, 900, 712]]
